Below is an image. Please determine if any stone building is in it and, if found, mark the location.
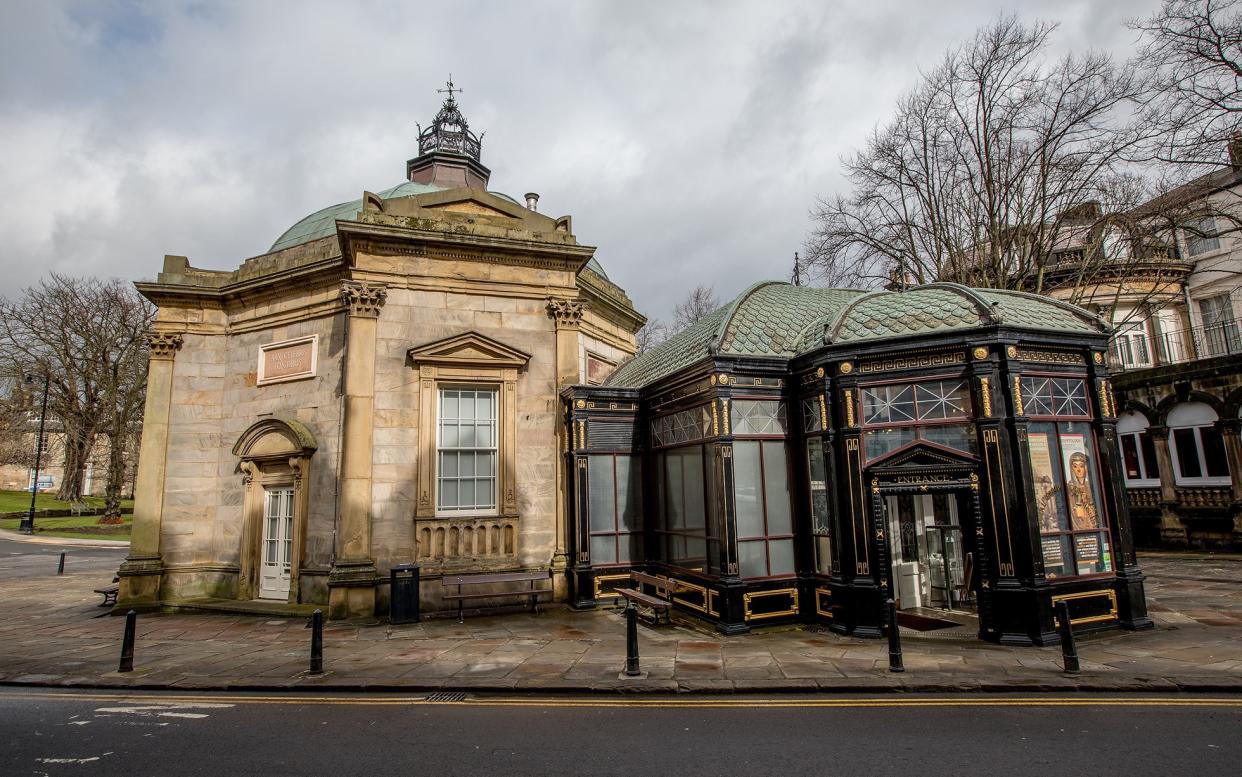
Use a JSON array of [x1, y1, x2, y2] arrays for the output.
[[564, 283, 1150, 643], [118, 87, 643, 617]]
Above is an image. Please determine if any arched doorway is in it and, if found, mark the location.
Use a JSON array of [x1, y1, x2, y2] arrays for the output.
[[232, 418, 318, 602]]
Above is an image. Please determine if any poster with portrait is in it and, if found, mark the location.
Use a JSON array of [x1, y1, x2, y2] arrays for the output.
[[1059, 434, 1101, 531], [1027, 431, 1065, 533]]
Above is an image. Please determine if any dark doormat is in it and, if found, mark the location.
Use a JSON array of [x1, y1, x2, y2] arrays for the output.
[[897, 611, 960, 631]]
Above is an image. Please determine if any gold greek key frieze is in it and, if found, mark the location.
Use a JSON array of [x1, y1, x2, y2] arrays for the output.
[[979, 377, 992, 417], [856, 561, 869, 575], [742, 588, 800, 621], [1012, 376, 1024, 416], [846, 437, 859, 451], [1015, 348, 1084, 366], [858, 351, 965, 374], [844, 389, 855, 427], [145, 331, 184, 360]]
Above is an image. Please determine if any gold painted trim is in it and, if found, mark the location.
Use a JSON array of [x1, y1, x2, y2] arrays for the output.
[[818, 394, 828, 430], [711, 402, 720, 436], [814, 587, 834, 619], [1012, 376, 1024, 416], [742, 588, 800, 621], [721, 399, 731, 435], [979, 377, 992, 417], [593, 573, 630, 601], [973, 346, 988, 360], [839, 362, 854, 375], [1051, 589, 1119, 626], [844, 389, 855, 428], [671, 579, 710, 614], [707, 589, 720, 617]]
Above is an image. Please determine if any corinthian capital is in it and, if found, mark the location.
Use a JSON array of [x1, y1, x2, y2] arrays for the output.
[[546, 298, 584, 329], [341, 281, 388, 318], [145, 331, 184, 360]]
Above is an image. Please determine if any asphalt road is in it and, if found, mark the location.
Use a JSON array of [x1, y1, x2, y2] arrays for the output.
[[1, 690, 1238, 777], [0, 538, 125, 579]]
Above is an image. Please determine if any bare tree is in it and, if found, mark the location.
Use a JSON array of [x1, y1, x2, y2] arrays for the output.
[[1132, 0, 1241, 169], [0, 275, 154, 514], [804, 16, 1162, 302], [634, 318, 668, 354], [672, 285, 720, 333]]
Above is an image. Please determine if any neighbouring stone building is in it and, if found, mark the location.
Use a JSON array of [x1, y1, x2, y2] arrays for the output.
[[118, 87, 643, 617]]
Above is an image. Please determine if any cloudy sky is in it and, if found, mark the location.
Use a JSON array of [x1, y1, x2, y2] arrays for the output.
[[0, 0, 1160, 323]]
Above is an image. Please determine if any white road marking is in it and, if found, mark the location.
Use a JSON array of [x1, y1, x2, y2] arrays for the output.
[[38, 757, 100, 764]]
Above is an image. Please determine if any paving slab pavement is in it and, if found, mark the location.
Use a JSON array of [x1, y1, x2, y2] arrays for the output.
[[1, 552, 1240, 694]]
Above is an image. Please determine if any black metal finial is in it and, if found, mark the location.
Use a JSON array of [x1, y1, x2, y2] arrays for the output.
[[437, 75, 461, 102]]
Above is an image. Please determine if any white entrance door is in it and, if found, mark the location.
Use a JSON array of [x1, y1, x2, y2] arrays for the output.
[[259, 488, 294, 600]]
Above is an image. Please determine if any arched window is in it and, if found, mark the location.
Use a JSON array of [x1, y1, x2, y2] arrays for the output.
[[1167, 402, 1230, 485], [1117, 412, 1159, 487]]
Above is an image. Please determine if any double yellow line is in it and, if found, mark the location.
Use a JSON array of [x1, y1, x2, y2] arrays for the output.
[[3, 690, 1241, 709]]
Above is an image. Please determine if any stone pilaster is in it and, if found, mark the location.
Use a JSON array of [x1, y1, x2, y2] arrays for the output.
[[547, 297, 584, 584], [1149, 425, 1188, 546], [117, 331, 183, 610], [329, 281, 387, 619]]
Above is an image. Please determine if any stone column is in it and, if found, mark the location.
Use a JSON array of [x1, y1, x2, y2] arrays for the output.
[[117, 331, 183, 610], [1149, 425, 1187, 546], [328, 281, 387, 619], [547, 298, 584, 586], [1218, 419, 1242, 542]]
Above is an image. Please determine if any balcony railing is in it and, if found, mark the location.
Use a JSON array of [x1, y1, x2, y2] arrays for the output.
[[1111, 318, 1242, 371]]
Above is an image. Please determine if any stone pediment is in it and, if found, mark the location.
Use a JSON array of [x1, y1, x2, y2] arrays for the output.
[[407, 331, 531, 369], [423, 200, 514, 218], [867, 440, 978, 472]]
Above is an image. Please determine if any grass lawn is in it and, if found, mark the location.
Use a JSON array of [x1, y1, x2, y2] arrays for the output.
[[0, 513, 132, 541], [0, 489, 134, 514]]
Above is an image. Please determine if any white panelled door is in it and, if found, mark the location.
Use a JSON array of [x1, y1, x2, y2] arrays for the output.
[[259, 488, 294, 600]]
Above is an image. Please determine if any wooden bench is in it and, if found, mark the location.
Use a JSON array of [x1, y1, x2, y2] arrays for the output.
[[616, 571, 681, 625], [70, 501, 90, 517], [441, 571, 552, 623], [94, 576, 120, 607]]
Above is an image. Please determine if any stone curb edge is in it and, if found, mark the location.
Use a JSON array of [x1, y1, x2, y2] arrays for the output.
[[4, 678, 1240, 695]]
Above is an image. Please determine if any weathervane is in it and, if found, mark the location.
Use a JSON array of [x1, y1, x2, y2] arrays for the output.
[[438, 75, 462, 102]]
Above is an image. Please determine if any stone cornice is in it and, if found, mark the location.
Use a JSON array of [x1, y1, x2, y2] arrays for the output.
[[335, 219, 595, 273], [135, 254, 347, 306]]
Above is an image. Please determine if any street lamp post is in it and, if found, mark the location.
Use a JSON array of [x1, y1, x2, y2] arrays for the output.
[[20, 372, 50, 535]]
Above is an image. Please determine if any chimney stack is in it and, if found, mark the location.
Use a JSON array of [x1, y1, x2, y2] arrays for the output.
[[525, 192, 539, 212]]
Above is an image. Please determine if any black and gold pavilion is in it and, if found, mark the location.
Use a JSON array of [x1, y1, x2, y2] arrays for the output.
[[562, 281, 1152, 645]]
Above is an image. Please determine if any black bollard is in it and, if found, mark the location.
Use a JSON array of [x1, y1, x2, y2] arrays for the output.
[[309, 609, 324, 674], [886, 598, 905, 673], [118, 610, 136, 673], [624, 600, 641, 676], [1055, 600, 1080, 673], [57, 551, 66, 575]]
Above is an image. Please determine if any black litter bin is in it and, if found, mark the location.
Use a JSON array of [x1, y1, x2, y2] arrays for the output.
[[389, 564, 420, 624]]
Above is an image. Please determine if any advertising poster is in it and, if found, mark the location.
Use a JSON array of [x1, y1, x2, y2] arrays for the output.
[[1060, 433, 1101, 531], [1027, 432, 1064, 533]]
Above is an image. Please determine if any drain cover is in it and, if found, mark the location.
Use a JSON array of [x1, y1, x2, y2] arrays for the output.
[[424, 691, 467, 702]]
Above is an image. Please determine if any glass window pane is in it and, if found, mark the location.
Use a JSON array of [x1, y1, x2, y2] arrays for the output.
[[665, 452, 684, 529], [914, 381, 970, 420], [588, 458, 616, 533], [1174, 428, 1203, 478], [863, 385, 914, 424], [616, 456, 642, 532], [1041, 534, 1076, 578], [619, 533, 641, 563], [683, 446, 706, 531], [1140, 434, 1160, 479], [864, 427, 915, 461], [1072, 532, 1108, 575], [591, 535, 617, 565], [919, 424, 976, 454], [442, 390, 459, 420], [442, 424, 459, 448], [1061, 422, 1105, 531], [1027, 422, 1068, 533], [733, 441, 764, 538], [768, 539, 795, 576], [704, 445, 724, 574], [1121, 434, 1142, 479], [738, 540, 767, 578], [439, 479, 458, 509], [807, 439, 830, 534], [458, 479, 475, 509], [1202, 428, 1230, 477], [762, 441, 792, 535], [814, 535, 833, 575]]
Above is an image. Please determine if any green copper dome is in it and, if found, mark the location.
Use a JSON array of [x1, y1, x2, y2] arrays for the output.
[[606, 281, 1104, 390], [268, 182, 524, 253]]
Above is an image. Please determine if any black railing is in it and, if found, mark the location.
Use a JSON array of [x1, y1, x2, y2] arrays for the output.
[[1111, 318, 1242, 371]]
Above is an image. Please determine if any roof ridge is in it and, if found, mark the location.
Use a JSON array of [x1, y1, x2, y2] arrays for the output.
[[824, 289, 890, 343], [921, 282, 997, 324], [710, 280, 788, 354]]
